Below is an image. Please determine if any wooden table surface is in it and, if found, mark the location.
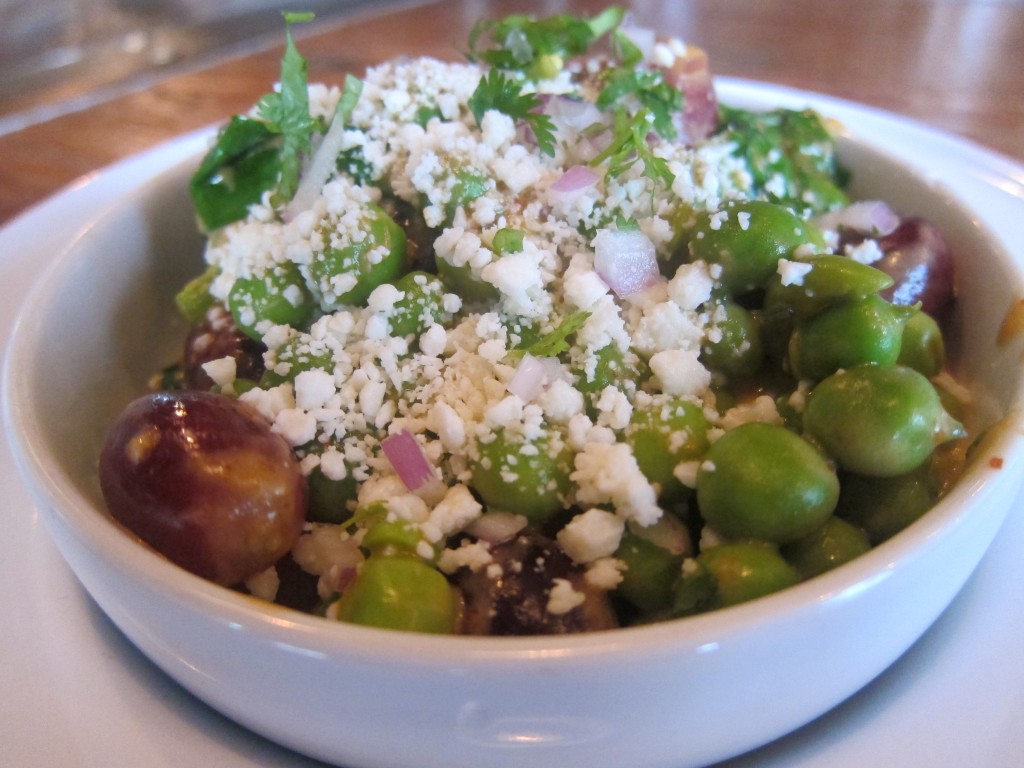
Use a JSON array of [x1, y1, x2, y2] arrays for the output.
[[1, 0, 1022, 227]]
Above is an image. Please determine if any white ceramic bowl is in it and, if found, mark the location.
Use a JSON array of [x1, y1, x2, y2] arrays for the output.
[[5, 82, 1024, 768]]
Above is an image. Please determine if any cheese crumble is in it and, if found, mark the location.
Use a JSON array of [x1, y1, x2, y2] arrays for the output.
[[178, 13, 875, 633]]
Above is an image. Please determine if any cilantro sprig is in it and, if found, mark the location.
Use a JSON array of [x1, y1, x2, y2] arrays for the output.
[[597, 68, 683, 139], [591, 107, 675, 188], [190, 12, 322, 230], [468, 7, 623, 78], [468, 69, 557, 156], [512, 311, 592, 358], [255, 12, 319, 206]]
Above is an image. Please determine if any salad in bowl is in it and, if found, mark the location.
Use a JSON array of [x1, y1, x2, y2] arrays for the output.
[[96, 8, 975, 636]]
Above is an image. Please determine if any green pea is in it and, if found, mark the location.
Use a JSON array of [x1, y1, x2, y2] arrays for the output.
[[788, 295, 915, 381], [307, 464, 357, 525], [836, 466, 937, 543], [757, 303, 795, 365], [572, 343, 643, 396], [698, 542, 799, 608], [334, 554, 458, 634], [804, 364, 966, 477], [687, 200, 825, 295], [227, 261, 317, 339], [614, 531, 684, 614], [696, 422, 839, 543], [470, 428, 572, 523], [436, 257, 499, 304], [493, 227, 525, 254], [701, 299, 765, 379], [780, 516, 871, 579], [897, 311, 945, 377], [665, 202, 699, 267], [389, 271, 450, 337], [626, 397, 709, 503], [308, 202, 406, 310], [260, 333, 334, 387], [670, 557, 717, 617]]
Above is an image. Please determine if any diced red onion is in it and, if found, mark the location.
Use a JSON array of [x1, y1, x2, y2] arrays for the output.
[[662, 46, 718, 145], [593, 228, 662, 298], [467, 511, 528, 545], [546, 95, 603, 132], [813, 200, 900, 237], [507, 353, 548, 402], [537, 356, 567, 385], [284, 109, 349, 222], [381, 430, 437, 492], [550, 164, 600, 194]]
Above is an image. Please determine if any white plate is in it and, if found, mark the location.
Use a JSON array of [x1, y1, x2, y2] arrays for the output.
[[1, 79, 1023, 767]]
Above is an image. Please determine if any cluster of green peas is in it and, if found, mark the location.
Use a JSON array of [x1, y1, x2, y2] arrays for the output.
[[183, 180, 967, 631], [625, 198, 966, 618]]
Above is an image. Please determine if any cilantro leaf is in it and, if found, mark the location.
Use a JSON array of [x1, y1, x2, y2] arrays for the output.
[[597, 68, 683, 139], [720, 105, 850, 214], [591, 107, 675, 188], [189, 13, 320, 228], [189, 115, 282, 231], [514, 311, 591, 358], [468, 69, 557, 156], [335, 73, 363, 123], [468, 7, 624, 77], [257, 12, 319, 205]]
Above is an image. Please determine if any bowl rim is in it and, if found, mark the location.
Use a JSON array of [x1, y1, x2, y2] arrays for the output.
[[5, 77, 1024, 668]]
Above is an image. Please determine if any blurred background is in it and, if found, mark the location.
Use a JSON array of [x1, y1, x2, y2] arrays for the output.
[[0, 0, 397, 134], [2, 0, 1021, 137]]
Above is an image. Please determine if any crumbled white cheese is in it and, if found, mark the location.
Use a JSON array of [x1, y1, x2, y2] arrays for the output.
[[557, 508, 626, 564], [547, 578, 586, 615]]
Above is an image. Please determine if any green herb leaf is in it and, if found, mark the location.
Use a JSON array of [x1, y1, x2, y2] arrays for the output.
[[468, 7, 624, 77], [720, 105, 849, 214], [189, 115, 282, 231], [591, 107, 675, 188], [597, 68, 682, 139], [189, 13, 322, 228], [468, 69, 557, 156], [515, 311, 591, 358], [610, 28, 643, 67], [335, 73, 363, 123], [257, 12, 319, 205]]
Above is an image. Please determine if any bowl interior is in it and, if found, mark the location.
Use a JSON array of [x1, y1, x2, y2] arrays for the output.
[[5, 128, 1024, 652]]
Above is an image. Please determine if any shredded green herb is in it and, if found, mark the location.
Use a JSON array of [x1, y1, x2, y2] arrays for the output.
[[514, 311, 592, 358], [467, 7, 623, 77], [591, 107, 675, 188], [257, 12, 320, 206], [189, 12, 321, 229], [720, 105, 850, 214], [468, 69, 557, 156]]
